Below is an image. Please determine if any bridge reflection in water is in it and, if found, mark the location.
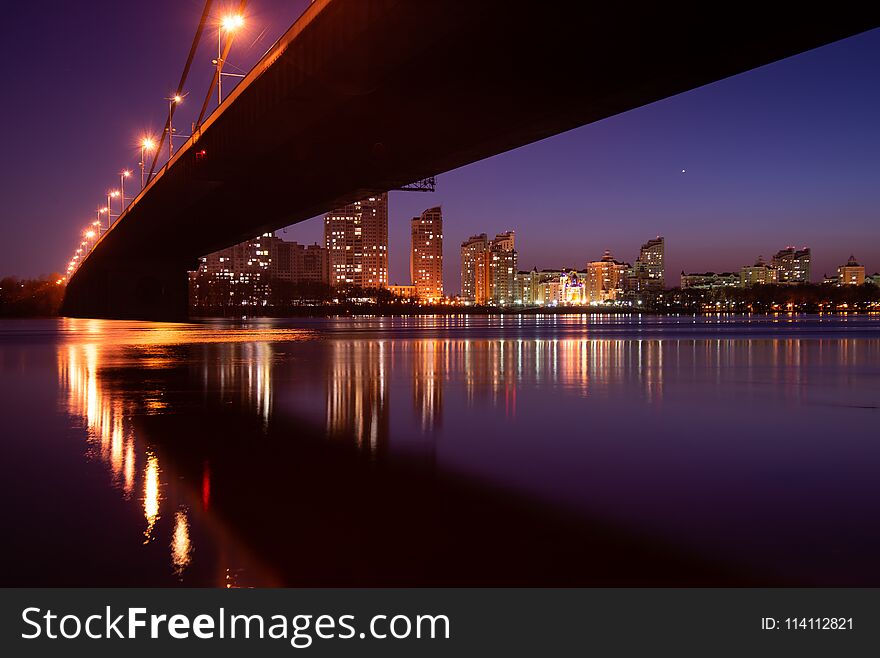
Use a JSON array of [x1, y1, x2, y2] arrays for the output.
[[53, 316, 880, 585]]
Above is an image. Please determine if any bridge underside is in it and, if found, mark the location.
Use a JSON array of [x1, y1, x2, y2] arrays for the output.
[[62, 0, 877, 320]]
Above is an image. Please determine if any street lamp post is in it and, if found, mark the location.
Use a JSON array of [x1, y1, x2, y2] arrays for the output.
[[140, 137, 156, 190], [106, 192, 119, 228], [217, 14, 245, 104], [167, 94, 183, 160], [120, 170, 131, 211], [97, 207, 109, 231]]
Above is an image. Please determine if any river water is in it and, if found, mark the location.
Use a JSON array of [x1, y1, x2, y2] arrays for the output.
[[1, 314, 878, 586]]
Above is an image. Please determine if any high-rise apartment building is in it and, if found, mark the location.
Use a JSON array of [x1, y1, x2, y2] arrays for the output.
[[273, 241, 329, 285], [194, 232, 276, 307], [192, 233, 329, 308], [324, 193, 388, 289], [410, 206, 443, 301], [771, 247, 811, 283], [487, 231, 517, 305], [460, 234, 488, 302], [586, 251, 629, 302], [628, 236, 665, 291], [459, 231, 517, 305]]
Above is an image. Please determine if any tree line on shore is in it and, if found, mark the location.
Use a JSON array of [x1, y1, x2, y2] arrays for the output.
[[660, 283, 880, 312], [1, 275, 878, 317], [0, 276, 65, 317]]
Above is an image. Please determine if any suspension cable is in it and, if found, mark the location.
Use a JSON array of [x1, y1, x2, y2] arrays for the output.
[[146, 0, 215, 186], [195, 0, 249, 130]]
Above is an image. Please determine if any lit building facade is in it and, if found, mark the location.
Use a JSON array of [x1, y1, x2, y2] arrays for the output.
[[460, 231, 517, 305], [837, 255, 865, 286], [515, 269, 589, 306], [740, 257, 779, 287], [410, 206, 443, 301], [626, 236, 665, 292], [586, 251, 629, 302], [487, 231, 517, 306], [272, 241, 329, 285], [388, 284, 418, 298], [193, 233, 271, 307], [771, 247, 811, 283], [680, 271, 741, 289], [460, 234, 488, 303], [324, 193, 388, 289], [191, 233, 330, 309], [559, 270, 588, 304]]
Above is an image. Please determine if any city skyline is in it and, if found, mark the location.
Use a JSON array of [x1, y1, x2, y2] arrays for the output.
[[1, 2, 877, 291]]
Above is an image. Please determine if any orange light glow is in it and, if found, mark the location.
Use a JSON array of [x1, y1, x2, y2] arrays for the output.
[[221, 14, 245, 31]]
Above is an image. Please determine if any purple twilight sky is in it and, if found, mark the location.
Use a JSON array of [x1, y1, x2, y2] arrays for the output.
[[0, 2, 878, 293]]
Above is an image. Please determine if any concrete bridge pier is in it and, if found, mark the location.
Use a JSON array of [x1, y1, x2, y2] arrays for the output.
[[61, 257, 196, 322]]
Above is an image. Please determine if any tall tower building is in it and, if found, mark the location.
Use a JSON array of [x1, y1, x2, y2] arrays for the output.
[[410, 206, 444, 301], [487, 231, 517, 305], [460, 233, 488, 302], [626, 236, 665, 293], [638, 236, 665, 287], [460, 231, 517, 305], [324, 193, 388, 289]]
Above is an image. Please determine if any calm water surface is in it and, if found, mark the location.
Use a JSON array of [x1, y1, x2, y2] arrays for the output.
[[1, 314, 879, 586]]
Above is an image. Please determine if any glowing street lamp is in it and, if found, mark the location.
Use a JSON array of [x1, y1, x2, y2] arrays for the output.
[[167, 94, 184, 160], [106, 191, 120, 228], [120, 170, 131, 210], [140, 137, 156, 189], [216, 14, 245, 104], [97, 207, 109, 230]]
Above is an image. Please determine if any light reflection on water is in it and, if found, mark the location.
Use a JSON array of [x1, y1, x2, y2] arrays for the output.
[[53, 319, 304, 585], [3, 314, 880, 585]]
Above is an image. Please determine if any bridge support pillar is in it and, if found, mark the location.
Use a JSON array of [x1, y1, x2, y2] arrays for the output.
[[61, 258, 197, 322]]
